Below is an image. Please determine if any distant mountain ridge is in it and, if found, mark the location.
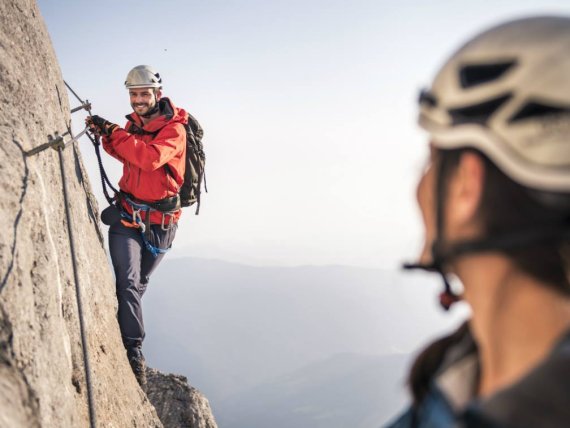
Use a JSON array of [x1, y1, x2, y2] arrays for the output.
[[218, 352, 411, 428], [143, 257, 468, 427]]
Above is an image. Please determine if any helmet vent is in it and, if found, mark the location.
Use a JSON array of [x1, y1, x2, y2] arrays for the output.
[[449, 93, 512, 125], [510, 101, 570, 123], [459, 61, 516, 89]]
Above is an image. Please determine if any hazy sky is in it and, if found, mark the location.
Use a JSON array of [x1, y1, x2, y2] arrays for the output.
[[38, 0, 570, 268]]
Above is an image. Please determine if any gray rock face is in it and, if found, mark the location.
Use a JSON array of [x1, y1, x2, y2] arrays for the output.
[[0, 1, 216, 427], [147, 369, 218, 428]]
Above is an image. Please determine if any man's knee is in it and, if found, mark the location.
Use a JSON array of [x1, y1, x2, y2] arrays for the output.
[[116, 277, 146, 299]]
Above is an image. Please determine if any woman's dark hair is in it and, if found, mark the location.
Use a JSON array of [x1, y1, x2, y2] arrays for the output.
[[409, 147, 570, 406]]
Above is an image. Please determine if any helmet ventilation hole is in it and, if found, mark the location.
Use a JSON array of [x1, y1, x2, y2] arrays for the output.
[[459, 61, 517, 88], [449, 93, 512, 125], [510, 101, 570, 123]]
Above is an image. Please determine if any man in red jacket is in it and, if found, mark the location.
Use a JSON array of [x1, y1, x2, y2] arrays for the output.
[[86, 65, 187, 389]]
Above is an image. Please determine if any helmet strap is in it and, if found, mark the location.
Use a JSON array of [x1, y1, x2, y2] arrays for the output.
[[404, 153, 570, 310], [402, 155, 460, 310], [445, 226, 569, 258]]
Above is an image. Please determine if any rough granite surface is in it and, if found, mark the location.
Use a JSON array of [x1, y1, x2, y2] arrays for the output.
[[0, 1, 216, 427], [147, 369, 218, 428]]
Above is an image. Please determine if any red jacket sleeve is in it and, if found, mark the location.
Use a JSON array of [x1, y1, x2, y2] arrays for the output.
[[104, 123, 186, 172], [102, 132, 126, 162]]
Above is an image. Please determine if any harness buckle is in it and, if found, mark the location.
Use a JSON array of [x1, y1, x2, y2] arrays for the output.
[[161, 212, 175, 231], [132, 209, 146, 233]]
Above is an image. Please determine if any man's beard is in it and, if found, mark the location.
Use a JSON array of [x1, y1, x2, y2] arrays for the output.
[[133, 97, 161, 118], [132, 101, 154, 116]]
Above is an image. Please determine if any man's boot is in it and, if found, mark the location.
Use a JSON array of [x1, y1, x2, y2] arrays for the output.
[[127, 346, 147, 391]]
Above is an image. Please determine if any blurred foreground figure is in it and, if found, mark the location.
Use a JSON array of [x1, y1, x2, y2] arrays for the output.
[[388, 16, 570, 428]]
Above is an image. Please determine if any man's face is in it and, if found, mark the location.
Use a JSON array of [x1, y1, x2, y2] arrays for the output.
[[129, 87, 160, 116]]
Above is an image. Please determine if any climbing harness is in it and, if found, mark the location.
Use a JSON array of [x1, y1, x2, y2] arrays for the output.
[[22, 80, 97, 428], [118, 192, 179, 257]]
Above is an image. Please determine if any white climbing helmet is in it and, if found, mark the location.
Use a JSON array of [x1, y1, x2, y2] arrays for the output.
[[419, 16, 570, 193], [124, 65, 162, 89]]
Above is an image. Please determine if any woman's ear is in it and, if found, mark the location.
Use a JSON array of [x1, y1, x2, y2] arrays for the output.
[[446, 152, 485, 235]]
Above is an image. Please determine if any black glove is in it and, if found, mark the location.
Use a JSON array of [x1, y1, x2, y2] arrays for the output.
[[86, 115, 119, 136]]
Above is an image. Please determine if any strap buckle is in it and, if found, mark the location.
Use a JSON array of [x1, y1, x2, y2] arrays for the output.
[[132, 209, 146, 233], [161, 212, 175, 231]]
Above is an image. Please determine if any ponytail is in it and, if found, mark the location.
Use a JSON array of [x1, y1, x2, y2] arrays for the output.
[[408, 322, 473, 405]]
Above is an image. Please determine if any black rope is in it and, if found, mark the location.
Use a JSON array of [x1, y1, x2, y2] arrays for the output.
[[57, 145, 97, 428], [63, 80, 118, 205], [87, 131, 118, 205]]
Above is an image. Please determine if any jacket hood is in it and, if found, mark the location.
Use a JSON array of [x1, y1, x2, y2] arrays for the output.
[[126, 97, 188, 133]]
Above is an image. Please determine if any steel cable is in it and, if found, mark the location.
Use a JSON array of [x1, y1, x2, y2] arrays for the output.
[[22, 81, 100, 428]]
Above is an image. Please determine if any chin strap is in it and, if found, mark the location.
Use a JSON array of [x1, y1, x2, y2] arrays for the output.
[[403, 242, 460, 311], [402, 265, 459, 310], [403, 225, 570, 311], [407, 155, 462, 311]]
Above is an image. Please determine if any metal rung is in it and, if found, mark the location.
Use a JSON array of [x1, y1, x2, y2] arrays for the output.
[[71, 101, 92, 114], [63, 127, 89, 148], [25, 126, 89, 157]]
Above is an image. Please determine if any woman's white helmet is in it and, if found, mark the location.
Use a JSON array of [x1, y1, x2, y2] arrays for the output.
[[419, 16, 570, 193], [125, 65, 162, 89]]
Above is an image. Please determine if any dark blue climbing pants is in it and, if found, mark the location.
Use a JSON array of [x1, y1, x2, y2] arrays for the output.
[[109, 221, 177, 349]]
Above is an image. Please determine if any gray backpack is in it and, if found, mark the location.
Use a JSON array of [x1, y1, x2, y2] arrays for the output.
[[177, 113, 206, 213]]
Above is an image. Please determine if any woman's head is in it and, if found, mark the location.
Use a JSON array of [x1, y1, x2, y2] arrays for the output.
[[407, 15, 570, 406], [414, 16, 570, 297]]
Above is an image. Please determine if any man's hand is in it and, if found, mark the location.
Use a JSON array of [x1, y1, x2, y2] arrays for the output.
[[86, 115, 119, 136]]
